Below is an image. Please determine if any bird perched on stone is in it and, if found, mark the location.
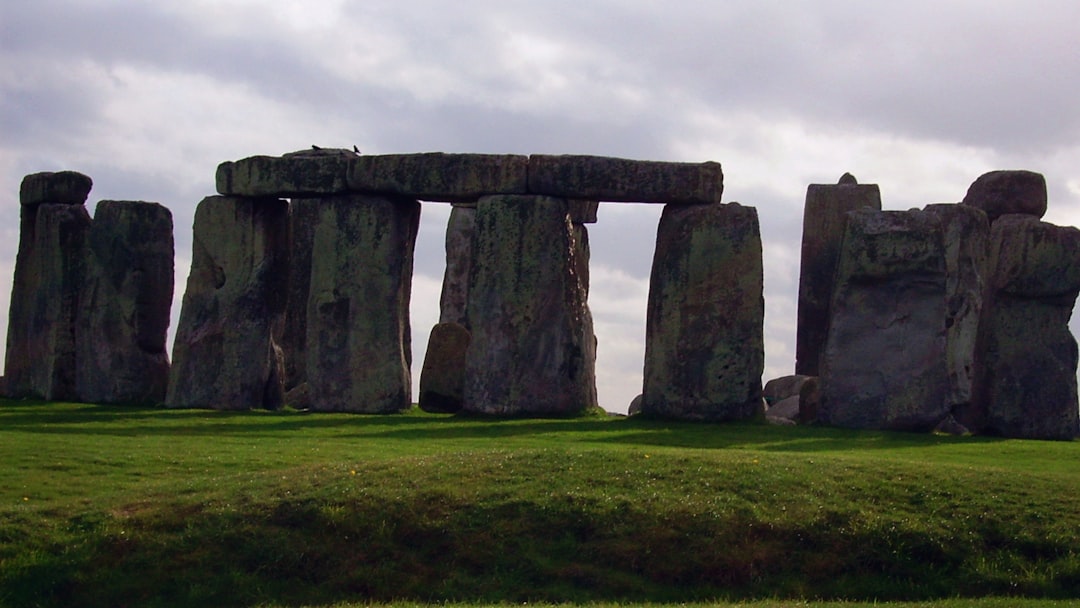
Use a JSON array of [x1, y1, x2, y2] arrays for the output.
[[311, 144, 322, 151], [353, 145, 361, 154]]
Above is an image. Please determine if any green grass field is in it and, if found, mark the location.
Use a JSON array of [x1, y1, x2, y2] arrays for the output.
[[1, 400, 1077, 607]]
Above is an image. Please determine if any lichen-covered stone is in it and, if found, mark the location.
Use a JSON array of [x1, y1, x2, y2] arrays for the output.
[[418, 322, 471, 413], [642, 202, 764, 421], [306, 194, 420, 413], [972, 215, 1080, 440], [820, 208, 949, 431], [19, 171, 93, 206], [348, 153, 528, 202], [76, 201, 173, 405], [923, 204, 989, 417], [795, 176, 882, 375], [281, 197, 321, 390], [439, 205, 476, 326], [3, 203, 92, 400], [166, 196, 289, 410], [463, 195, 597, 416], [216, 149, 354, 197], [961, 170, 1047, 223], [527, 155, 723, 204]]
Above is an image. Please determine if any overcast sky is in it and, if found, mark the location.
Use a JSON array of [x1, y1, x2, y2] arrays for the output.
[[3, 1, 1079, 413]]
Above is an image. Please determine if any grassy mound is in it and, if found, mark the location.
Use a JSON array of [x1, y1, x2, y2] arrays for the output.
[[0, 401, 1077, 607]]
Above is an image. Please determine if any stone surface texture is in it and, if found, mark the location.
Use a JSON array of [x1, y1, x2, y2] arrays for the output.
[[418, 322, 471, 413], [820, 208, 949, 431], [961, 170, 1047, 223], [642, 202, 764, 421], [348, 153, 528, 202], [305, 194, 420, 413], [463, 195, 597, 416], [20, 171, 93, 206], [972, 215, 1080, 440], [216, 149, 355, 197], [439, 205, 476, 326], [282, 197, 321, 390], [76, 201, 174, 405], [795, 176, 882, 376], [166, 196, 289, 410], [527, 155, 723, 204]]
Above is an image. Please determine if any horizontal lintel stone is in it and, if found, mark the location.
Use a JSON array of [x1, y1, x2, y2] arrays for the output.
[[347, 153, 528, 202], [20, 171, 93, 206], [527, 155, 723, 204], [216, 149, 355, 197]]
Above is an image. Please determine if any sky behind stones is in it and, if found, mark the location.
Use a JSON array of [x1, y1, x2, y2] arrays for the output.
[[2, 1, 1079, 412]]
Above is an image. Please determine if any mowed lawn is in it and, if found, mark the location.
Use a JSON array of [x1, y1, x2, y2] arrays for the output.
[[0, 400, 1077, 607]]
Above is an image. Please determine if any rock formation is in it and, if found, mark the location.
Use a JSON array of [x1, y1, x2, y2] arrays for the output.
[[642, 202, 764, 421], [439, 204, 476, 326], [972, 215, 1080, 440], [463, 195, 597, 416], [820, 208, 949, 431], [166, 195, 289, 410], [305, 194, 420, 413], [795, 174, 882, 376], [418, 322, 471, 413], [961, 170, 1047, 224]]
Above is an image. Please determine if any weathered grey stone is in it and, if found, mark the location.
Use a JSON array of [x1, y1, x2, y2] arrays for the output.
[[463, 195, 597, 416], [216, 149, 354, 197], [166, 196, 289, 410], [762, 374, 812, 406], [820, 208, 949, 431], [19, 171, 93, 206], [641, 202, 764, 421], [795, 175, 882, 375], [972, 215, 1080, 440], [76, 201, 173, 405], [628, 394, 644, 416], [961, 170, 1047, 223], [3, 203, 92, 400], [768, 395, 801, 421], [418, 322, 471, 413], [569, 200, 599, 224], [439, 206, 476, 326], [798, 377, 821, 424], [923, 204, 989, 417], [306, 194, 420, 413], [348, 153, 528, 202], [282, 197, 321, 390], [527, 155, 723, 204]]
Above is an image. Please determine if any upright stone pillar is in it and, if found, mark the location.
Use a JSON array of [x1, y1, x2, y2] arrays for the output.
[[923, 204, 989, 422], [463, 195, 597, 416], [281, 197, 320, 391], [642, 202, 764, 421], [166, 196, 289, 410], [306, 194, 420, 413], [76, 201, 174, 404], [820, 208, 949, 431], [439, 204, 476, 326], [972, 215, 1080, 440], [795, 174, 881, 376], [5, 171, 94, 400]]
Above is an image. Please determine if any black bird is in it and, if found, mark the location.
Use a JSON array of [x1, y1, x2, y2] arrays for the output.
[[311, 144, 322, 151], [353, 145, 360, 154]]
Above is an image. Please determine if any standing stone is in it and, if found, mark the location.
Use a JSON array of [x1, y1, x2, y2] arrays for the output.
[[923, 204, 989, 422], [972, 215, 1080, 440], [4, 201, 92, 400], [820, 208, 949, 431], [76, 201, 174, 405], [306, 194, 420, 413], [418, 322, 471, 413], [463, 195, 597, 416], [281, 197, 321, 390], [961, 170, 1047, 224], [439, 205, 476, 326], [642, 202, 764, 421], [166, 196, 289, 410], [795, 174, 882, 376]]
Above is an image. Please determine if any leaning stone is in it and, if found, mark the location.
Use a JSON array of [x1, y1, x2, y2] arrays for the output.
[[418, 322, 471, 413], [795, 174, 882, 375], [923, 204, 989, 418], [820, 208, 949, 431], [166, 196, 289, 410], [76, 201, 174, 405], [216, 149, 354, 197], [20, 171, 93, 206], [306, 194, 420, 413], [348, 153, 528, 202], [642, 202, 764, 421], [762, 374, 812, 405], [972, 215, 1080, 440], [3, 203, 91, 400], [439, 206, 476, 326], [528, 155, 723, 204], [281, 197, 321, 390], [463, 195, 597, 416], [961, 170, 1047, 223]]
